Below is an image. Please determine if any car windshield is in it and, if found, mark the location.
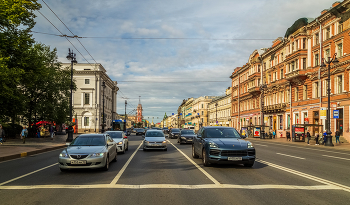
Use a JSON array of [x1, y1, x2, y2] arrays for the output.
[[181, 130, 194, 134], [136, 129, 144, 131], [204, 128, 240, 138], [171, 129, 180, 132], [106, 132, 122, 138], [146, 131, 164, 137], [70, 136, 106, 146]]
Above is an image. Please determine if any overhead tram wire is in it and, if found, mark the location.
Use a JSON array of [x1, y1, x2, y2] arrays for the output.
[[36, 10, 94, 67], [41, 0, 98, 65]]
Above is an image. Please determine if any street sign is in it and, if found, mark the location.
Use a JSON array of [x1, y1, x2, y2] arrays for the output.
[[320, 107, 327, 119], [333, 110, 339, 119]]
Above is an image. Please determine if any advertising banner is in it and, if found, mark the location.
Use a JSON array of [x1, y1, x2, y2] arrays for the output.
[[254, 127, 260, 137], [241, 127, 248, 137], [320, 107, 327, 119], [295, 127, 304, 134]]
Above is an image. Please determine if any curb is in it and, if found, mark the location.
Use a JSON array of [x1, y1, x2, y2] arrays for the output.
[[0, 145, 67, 163]]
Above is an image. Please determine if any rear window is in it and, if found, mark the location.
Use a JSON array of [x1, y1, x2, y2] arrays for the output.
[[171, 129, 180, 132], [146, 131, 164, 137], [71, 136, 105, 146], [181, 130, 194, 134], [106, 132, 122, 138]]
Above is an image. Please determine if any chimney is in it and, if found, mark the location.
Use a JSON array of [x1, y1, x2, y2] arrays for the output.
[[332, 1, 341, 8], [321, 9, 328, 15]]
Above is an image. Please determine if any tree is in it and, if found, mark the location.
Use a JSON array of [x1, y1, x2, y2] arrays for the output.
[[0, 0, 41, 122]]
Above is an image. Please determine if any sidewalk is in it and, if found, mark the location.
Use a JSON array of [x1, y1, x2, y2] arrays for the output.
[[0, 134, 80, 162], [248, 137, 350, 151]]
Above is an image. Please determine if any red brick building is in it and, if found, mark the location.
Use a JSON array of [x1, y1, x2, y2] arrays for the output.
[[231, 0, 350, 142]]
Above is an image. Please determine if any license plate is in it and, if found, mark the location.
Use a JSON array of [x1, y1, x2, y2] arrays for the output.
[[187, 140, 192, 142], [228, 157, 242, 161], [71, 160, 86, 164], [151, 144, 160, 146]]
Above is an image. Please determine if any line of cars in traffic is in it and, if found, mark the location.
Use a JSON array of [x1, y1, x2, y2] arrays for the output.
[[58, 126, 256, 171]]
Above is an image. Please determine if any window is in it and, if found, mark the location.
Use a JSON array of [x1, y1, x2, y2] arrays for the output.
[[84, 93, 90, 105], [338, 23, 343, 34], [201, 104, 204, 108], [295, 113, 299, 124], [338, 43, 343, 57], [258, 65, 261, 72], [295, 60, 298, 69], [201, 111, 204, 115], [281, 53, 284, 61], [303, 58, 306, 69], [85, 79, 90, 84], [315, 33, 319, 45], [279, 115, 283, 130], [268, 74, 271, 83], [303, 85, 307, 100], [315, 54, 319, 66], [326, 27, 330, 40], [337, 75, 343, 94], [296, 40, 299, 50], [325, 49, 330, 59], [314, 82, 319, 98], [303, 38, 306, 49], [292, 42, 295, 51], [258, 78, 260, 86], [295, 87, 299, 101], [291, 61, 295, 71], [286, 89, 290, 103], [280, 69, 283, 79], [84, 117, 89, 126], [287, 115, 290, 129]]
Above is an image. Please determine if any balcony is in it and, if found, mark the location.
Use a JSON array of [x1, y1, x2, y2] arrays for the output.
[[285, 70, 307, 84], [263, 103, 287, 114], [248, 86, 260, 96]]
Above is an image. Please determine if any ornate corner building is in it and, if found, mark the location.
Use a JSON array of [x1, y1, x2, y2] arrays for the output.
[[231, 0, 350, 142]]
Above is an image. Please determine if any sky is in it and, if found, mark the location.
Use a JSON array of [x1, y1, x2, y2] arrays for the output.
[[31, 0, 336, 123]]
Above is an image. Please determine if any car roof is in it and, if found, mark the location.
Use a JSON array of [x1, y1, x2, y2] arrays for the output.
[[203, 126, 233, 129], [78, 134, 106, 137]]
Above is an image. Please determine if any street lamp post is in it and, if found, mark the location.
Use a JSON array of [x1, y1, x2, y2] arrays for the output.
[[101, 81, 106, 133], [215, 102, 218, 126], [125, 100, 127, 131], [320, 53, 339, 147], [66, 48, 77, 142]]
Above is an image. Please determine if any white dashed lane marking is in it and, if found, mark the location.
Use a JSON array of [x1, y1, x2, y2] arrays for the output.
[[276, 153, 305, 160]]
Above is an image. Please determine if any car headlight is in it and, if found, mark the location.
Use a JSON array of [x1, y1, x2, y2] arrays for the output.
[[247, 142, 254, 148], [59, 152, 69, 158], [209, 142, 219, 148], [91, 153, 104, 157], [144, 140, 149, 143], [162, 140, 167, 143], [117, 141, 123, 145]]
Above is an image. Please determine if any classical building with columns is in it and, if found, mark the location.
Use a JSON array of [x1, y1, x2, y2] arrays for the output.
[[61, 63, 118, 133]]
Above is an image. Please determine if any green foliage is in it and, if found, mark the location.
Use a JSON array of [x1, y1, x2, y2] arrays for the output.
[[2, 123, 23, 138]]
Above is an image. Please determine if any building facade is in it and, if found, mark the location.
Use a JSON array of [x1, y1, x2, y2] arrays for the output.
[[209, 89, 232, 127], [61, 63, 118, 133], [231, 0, 350, 141]]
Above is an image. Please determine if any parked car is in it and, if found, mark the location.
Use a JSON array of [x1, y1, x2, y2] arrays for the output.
[[162, 127, 169, 134], [143, 130, 167, 151], [125, 128, 132, 136], [192, 126, 255, 167], [135, 128, 145, 135], [169, 128, 180, 139], [105, 131, 129, 154], [177, 129, 196, 144], [58, 134, 117, 171]]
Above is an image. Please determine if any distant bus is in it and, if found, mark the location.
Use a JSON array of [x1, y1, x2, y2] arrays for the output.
[[111, 120, 125, 131]]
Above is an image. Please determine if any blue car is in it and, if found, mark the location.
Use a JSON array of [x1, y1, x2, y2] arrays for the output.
[[192, 126, 255, 167]]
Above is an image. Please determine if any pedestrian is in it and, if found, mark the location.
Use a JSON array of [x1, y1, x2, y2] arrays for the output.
[[21, 126, 28, 144], [335, 129, 340, 144], [273, 130, 276, 138], [286, 131, 291, 141], [49, 125, 54, 140], [306, 129, 311, 145], [0, 124, 5, 144], [37, 126, 41, 138], [315, 131, 319, 145], [323, 130, 327, 145]]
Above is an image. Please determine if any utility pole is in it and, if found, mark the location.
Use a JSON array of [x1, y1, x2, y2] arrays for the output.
[[101, 81, 106, 133], [66, 48, 77, 142], [125, 100, 127, 131], [215, 102, 218, 126]]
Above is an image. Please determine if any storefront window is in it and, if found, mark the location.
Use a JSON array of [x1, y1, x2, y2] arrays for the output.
[[287, 115, 290, 129], [279, 115, 283, 130]]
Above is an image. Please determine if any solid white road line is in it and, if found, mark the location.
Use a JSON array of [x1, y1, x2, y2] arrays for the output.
[[110, 142, 143, 185], [322, 155, 350, 161], [253, 141, 350, 156], [0, 163, 58, 186], [0, 184, 340, 190], [276, 153, 305, 160], [168, 140, 221, 185], [257, 159, 350, 193]]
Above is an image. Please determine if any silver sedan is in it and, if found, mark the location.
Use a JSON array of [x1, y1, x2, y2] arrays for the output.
[[105, 131, 129, 154], [143, 130, 167, 151], [58, 134, 117, 171]]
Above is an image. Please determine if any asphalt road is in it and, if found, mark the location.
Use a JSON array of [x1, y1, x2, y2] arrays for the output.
[[1, 133, 350, 205]]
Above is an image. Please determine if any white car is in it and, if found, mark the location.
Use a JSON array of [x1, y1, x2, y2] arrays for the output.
[[105, 131, 129, 154]]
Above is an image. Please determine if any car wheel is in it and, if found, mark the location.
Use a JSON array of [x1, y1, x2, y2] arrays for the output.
[[103, 156, 109, 171], [192, 144, 199, 158], [126, 142, 129, 151], [122, 145, 126, 154], [60, 168, 68, 172], [202, 149, 211, 167], [112, 151, 117, 162], [244, 161, 255, 167]]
